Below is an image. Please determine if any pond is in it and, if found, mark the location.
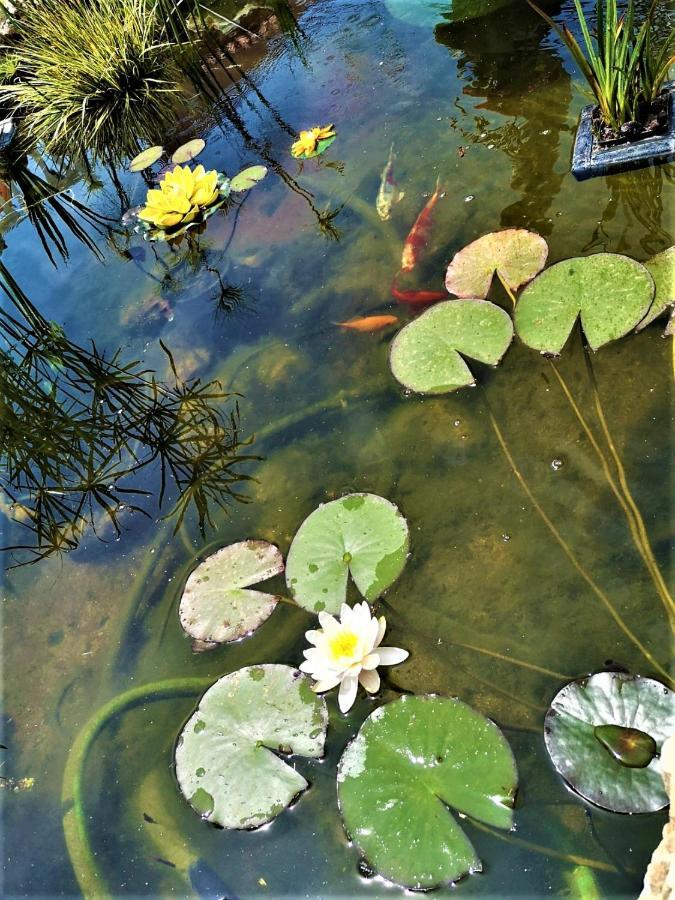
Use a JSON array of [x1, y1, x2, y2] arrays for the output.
[[2, 0, 673, 896]]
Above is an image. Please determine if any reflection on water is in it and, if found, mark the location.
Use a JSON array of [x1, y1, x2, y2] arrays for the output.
[[2, 0, 673, 896]]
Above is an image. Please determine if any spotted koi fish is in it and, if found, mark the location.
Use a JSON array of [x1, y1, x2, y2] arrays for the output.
[[376, 144, 405, 221]]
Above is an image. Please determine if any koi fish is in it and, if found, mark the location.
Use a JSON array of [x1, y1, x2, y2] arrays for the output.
[[391, 279, 446, 308], [337, 315, 398, 332], [401, 176, 443, 272], [376, 144, 405, 221]]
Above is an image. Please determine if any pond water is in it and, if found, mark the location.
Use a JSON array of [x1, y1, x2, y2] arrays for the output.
[[2, 0, 673, 896]]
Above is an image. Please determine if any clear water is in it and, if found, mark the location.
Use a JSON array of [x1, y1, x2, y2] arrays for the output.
[[2, 0, 673, 896]]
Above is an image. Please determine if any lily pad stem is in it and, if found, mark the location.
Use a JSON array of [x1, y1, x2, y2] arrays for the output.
[[496, 271, 518, 306]]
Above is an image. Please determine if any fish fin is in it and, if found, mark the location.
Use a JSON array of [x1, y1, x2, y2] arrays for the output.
[[395, 189, 405, 203]]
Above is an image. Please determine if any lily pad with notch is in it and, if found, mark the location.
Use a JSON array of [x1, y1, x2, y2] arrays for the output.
[[445, 229, 548, 299], [337, 695, 518, 890], [285, 493, 409, 614], [544, 671, 675, 813], [389, 299, 513, 394], [515, 253, 654, 354], [179, 540, 284, 648], [637, 246, 674, 331], [175, 665, 328, 828]]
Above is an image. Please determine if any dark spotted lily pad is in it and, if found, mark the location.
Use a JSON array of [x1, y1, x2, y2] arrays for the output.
[[389, 299, 513, 393], [129, 145, 164, 172], [175, 665, 327, 828], [171, 139, 206, 164], [637, 246, 674, 331], [445, 229, 548, 299], [544, 671, 675, 813], [285, 493, 409, 614], [178, 541, 284, 647], [337, 695, 518, 890], [515, 254, 654, 354], [230, 165, 268, 192]]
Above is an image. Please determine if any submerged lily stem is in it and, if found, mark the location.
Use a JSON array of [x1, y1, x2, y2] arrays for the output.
[[486, 408, 673, 688], [62, 677, 213, 900]]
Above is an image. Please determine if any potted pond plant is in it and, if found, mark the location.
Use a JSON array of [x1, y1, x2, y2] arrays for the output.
[[529, 0, 675, 179]]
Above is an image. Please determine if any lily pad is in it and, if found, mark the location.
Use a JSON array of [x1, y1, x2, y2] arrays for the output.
[[129, 146, 164, 172], [178, 540, 284, 647], [337, 695, 518, 890], [171, 139, 206, 164], [389, 299, 513, 394], [175, 665, 327, 828], [230, 165, 268, 192], [637, 246, 674, 331], [445, 229, 548, 299], [515, 254, 654, 354], [544, 671, 675, 813], [285, 493, 409, 614]]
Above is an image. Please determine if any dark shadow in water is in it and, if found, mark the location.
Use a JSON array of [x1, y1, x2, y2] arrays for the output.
[[436, 1, 573, 235]]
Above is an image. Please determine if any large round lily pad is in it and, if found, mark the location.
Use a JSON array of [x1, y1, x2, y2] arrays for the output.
[[175, 665, 327, 828], [337, 695, 518, 890], [445, 229, 548, 299], [544, 671, 675, 813], [285, 494, 409, 614], [515, 254, 654, 354], [637, 246, 674, 331], [389, 299, 513, 394], [179, 541, 284, 646]]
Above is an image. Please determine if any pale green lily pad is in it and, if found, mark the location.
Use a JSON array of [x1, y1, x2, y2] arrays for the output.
[[285, 493, 409, 614], [338, 695, 518, 890], [515, 254, 654, 354], [637, 246, 674, 331], [171, 139, 205, 164], [389, 299, 513, 394], [129, 146, 164, 172], [445, 229, 548, 299], [230, 165, 268, 192], [178, 540, 284, 647], [176, 665, 327, 828], [544, 671, 675, 813]]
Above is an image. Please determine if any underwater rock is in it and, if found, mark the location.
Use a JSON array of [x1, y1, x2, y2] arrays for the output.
[[639, 735, 675, 899]]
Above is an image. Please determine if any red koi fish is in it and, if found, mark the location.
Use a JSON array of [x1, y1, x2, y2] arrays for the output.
[[337, 315, 399, 332], [391, 279, 447, 308], [401, 176, 443, 272]]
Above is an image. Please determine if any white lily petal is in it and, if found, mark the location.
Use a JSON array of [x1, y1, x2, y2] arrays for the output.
[[376, 646, 409, 666], [340, 601, 352, 622], [299, 660, 316, 673], [304, 629, 321, 645], [318, 611, 339, 632], [313, 675, 341, 693], [361, 653, 380, 670], [359, 668, 381, 694], [338, 673, 359, 713], [375, 616, 387, 647]]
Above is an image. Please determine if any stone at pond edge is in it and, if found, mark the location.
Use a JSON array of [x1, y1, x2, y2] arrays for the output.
[[639, 735, 675, 899]]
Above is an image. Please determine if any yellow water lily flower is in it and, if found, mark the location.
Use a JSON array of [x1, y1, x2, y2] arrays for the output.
[[290, 123, 336, 158], [300, 601, 408, 713], [138, 164, 220, 230]]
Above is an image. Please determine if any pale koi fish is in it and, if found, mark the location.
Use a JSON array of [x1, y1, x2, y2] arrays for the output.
[[401, 176, 443, 272], [376, 144, 405, 221]]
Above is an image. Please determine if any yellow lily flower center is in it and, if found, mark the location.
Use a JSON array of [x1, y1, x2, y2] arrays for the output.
[[329, 630, 359, 662]]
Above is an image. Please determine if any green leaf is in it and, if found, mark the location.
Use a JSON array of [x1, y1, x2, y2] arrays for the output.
[[637, 246, 674, 331], [389, 299, 513, 394], [544, 671, 675, 813], [285, 493, 409, 614], [229, 165, 268, 192], [176, 665, 327, 828], [445, 229, 548, 299], [171, 139, 206, 164], [298, 134, 336, 159], [515, 253, 654, 353], [178, 540, 284, 647], [337, 696, 518, 890], [129, 146, 163, 173]]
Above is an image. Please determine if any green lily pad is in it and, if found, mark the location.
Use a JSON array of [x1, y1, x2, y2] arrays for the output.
[[389, 299, 513, 394], [129, 146, 164, 172], [445, 229, 548, 299], [544, 671, 675, 813], [230, 165, 268, 192], [176, 665, 327, 829], [171, 139, 206, 164], [637, 246, 674, 331], [285, 493, 409, 614], [337, 695, 518, 890], [515, 254, 654, 354], [178, 540, 284, 647]]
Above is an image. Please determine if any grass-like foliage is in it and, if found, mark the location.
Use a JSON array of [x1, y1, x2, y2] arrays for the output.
[[528, 0, 674, 130], [0, 0, 177, 161]]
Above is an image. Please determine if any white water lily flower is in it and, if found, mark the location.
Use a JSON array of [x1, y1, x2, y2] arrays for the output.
[[300, 601, 409, 713]]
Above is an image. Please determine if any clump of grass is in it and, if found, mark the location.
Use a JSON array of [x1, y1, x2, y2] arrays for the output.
[[0, 0, 178, 161]]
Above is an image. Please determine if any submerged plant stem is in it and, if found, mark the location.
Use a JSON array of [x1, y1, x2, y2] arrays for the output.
[[487, 409, 673, 687], [62, 677, 213, 899]]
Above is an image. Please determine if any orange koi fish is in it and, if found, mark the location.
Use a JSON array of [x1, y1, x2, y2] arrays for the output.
[[337, 315, 399, 332], [391, 279, 446, 308], [401, 176, 443, 272]]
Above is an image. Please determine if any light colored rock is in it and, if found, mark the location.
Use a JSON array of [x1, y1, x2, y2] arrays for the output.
[[640, 734, 675, 899]]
